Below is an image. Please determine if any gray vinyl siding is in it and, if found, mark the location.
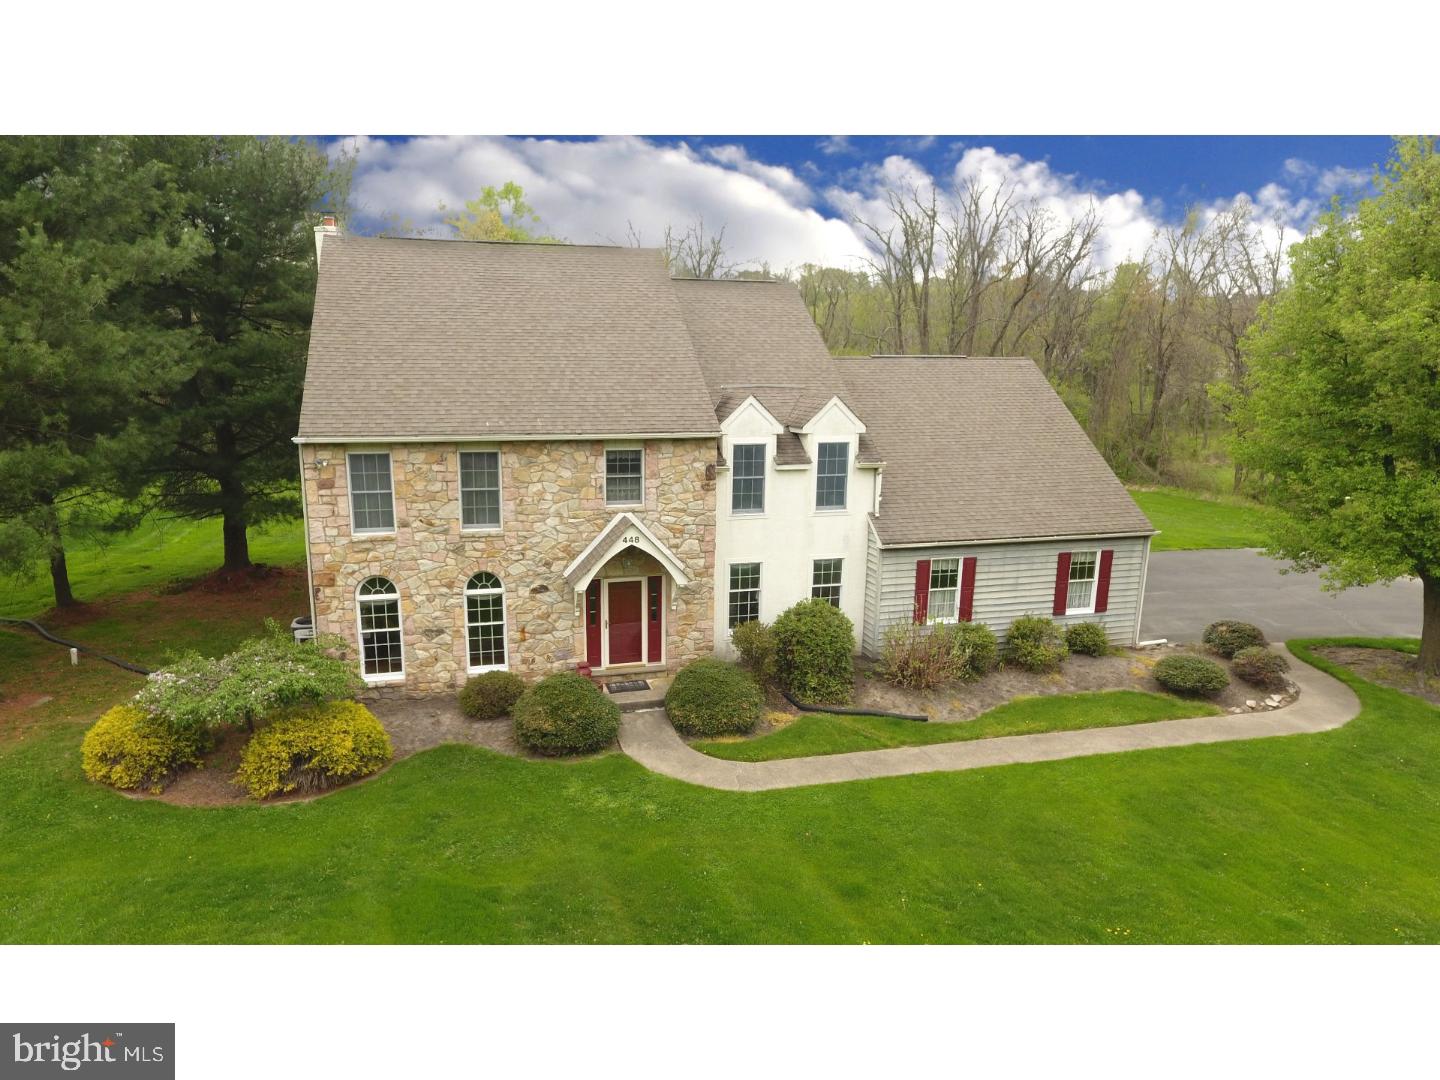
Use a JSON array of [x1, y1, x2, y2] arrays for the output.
[[863, 526, 883, 656], [864, 536, 1149, 657]]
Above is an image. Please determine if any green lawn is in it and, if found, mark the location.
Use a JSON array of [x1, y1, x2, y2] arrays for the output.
[[3, 638, 1439, 942], [695, 691, 1218, 762], [1129, 487, 1274, 551], [0, 515, 305, 619]]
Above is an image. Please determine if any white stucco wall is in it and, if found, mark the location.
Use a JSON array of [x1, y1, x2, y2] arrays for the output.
[[862, 534, 1152, 657], [713, 398, 878, 657]]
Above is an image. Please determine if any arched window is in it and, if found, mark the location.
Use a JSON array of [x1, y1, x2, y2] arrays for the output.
[[356, 576, 403, 679], [465, 572, 507, 671]]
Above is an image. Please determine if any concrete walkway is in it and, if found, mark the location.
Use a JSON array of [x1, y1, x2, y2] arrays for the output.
[[616, 646, 1360, 792]]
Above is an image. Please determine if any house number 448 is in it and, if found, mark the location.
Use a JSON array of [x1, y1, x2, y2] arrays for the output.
[[621, 534, 641, 545]]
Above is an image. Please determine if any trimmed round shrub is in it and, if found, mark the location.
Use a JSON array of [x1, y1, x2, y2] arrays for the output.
[[1153, 655, 1230, 697], [1202, 620, 1267, 658], [730, 620, 777, 685], [82, 704, 208, 793], [1231, 645, 1290, 689], [235, 700, 392, 799], [1004, 615, 1069, 673], [771, 599, 856, 704], [513, 671, 620, 756], [1065, 621, 1111, 657], [949, 621, 1000, 678], [666, 659, 763, 736], [458, 670, 526, 719]]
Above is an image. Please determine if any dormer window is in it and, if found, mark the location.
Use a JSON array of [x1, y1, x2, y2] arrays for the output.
[[816, 442, 849, 510]]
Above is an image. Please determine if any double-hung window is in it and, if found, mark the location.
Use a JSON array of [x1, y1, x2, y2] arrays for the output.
[[1067, 550, 1099, 613], [812, 558, 843, 607], [348, 452, 395, 533], [731, 443, 766, 513], [815, 442, 849, 510], [459, 451, 501, 529], [465, 572, 507, 671], [728, 563, 761, 628], [928, 558, 960, 623], [357, 576, 403, 679], [605, 448, 643, 506]]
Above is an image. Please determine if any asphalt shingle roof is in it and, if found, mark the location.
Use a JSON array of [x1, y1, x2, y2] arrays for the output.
[[838, 357, 1155, 545], [297, 237, 718, 439]]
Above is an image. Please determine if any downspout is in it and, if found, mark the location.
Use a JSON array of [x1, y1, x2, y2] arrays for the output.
[[1132, 534, 1153, 646], [298, 443, 317, 634]]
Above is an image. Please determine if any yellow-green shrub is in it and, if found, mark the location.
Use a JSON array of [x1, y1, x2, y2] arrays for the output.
[[81, 705, 207, 793], [235, 701, 392, 800]]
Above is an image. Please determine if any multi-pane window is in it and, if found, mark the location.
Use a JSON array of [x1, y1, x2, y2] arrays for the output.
[[812, 558, 843, 606], [815, 442, 849, 509], [928, 558, 960, 623], [731, 443, 766, 513], [357, 576, 403, 678], [728, 563, 761, 628], [605, 448, 643, 506], [348, 452, 395, 533], [465, 572, 506, 670], [1067, 550, 1099, 613], [459, 451, 501, 529]]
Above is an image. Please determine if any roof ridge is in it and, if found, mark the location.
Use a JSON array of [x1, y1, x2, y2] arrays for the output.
[[334, 234, 661, 254]]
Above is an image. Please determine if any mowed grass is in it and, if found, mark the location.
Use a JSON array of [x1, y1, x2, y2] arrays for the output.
[[0, 515, 305, 620], [695, 691, 1218, 762], [1129, 487, 1274, 551], [2, 628, 1439, 942]]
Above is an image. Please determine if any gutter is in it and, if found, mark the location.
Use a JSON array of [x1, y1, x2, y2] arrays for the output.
[[292, 431, 721, 445], [877, 529, 1160, 550]]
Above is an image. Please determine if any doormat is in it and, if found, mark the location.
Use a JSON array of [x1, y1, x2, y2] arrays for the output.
[[605, 679, 650, 694]]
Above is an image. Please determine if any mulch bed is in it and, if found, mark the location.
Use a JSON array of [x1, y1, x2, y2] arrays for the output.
[[128, 696, 524, 808], [851, 644, 1297, 724], [1315, 645, 1440, 708]]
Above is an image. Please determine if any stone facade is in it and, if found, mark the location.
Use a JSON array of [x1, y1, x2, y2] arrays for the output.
[[302, 439, 717, 694]]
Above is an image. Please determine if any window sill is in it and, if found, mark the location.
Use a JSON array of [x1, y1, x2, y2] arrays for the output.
[[605, 502, 644, 510], [729, 511, 767, 519], [460, 527, 503, 535], [1063, 608, 1097, 618], [813, 508, 848, 515], [362, 672, 405, 685], [466, 664, 508, 675], [352, 530, 397, 538]]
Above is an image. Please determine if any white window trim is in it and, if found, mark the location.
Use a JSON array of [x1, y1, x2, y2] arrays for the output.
[[347, 449, 397, 536], [356, 577, 405, 684], [810, 555, 844, 607], [813, 440, 850, 514], [729, 441, 768, 516], [1065, 549, 1100, 616], [726, 560, 762, 633], [458, 447, 503, 533], [464, 572, 509, 674], [927, 557, 961, 625], [604, 442, 645, 509]]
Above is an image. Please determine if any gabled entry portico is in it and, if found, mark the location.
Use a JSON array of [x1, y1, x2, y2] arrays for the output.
[[564, 513, 692, 672]]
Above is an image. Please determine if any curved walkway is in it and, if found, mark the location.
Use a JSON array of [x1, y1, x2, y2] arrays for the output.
[[617, 646, 1360, 792]]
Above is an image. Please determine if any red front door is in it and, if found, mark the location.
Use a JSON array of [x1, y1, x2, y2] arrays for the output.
[[607, 580, 644, 664]]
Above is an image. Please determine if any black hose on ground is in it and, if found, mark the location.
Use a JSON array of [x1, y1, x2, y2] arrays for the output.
[[780, 689, 928, 722], [0, 617, 152, 675]]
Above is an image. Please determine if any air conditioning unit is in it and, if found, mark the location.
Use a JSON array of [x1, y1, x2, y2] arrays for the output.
[[291, 615, 315, 644]]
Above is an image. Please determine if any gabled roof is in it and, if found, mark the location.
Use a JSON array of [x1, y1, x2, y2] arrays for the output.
[[671, 277, 845, 429], [562, 512, 691, 591], [297, 237, 719, 440], [838, 357, 1155, 546]]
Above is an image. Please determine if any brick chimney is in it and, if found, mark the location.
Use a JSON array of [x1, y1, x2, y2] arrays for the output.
[[314, 214, 340, 264]]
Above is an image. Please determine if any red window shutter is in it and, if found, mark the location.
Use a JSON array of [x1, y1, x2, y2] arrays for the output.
[[1052, 552, 1072, 616], [959, 556, 978, 621], [913, 559, 931, 623], [585, 580, 602, 667], [1095, 549, 1114, 614]]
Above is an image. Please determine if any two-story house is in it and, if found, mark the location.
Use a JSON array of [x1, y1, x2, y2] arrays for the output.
[[296, 222, 1155, 693]]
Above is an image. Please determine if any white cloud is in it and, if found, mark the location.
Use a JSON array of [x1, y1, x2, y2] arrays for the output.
[[817, 135, 854, 156], [335, 136, 1362, 277]]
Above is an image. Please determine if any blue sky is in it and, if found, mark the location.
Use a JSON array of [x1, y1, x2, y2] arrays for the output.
[[337, 135, 1390, 270]]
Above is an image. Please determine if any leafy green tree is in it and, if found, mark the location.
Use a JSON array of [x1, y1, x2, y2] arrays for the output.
[[0, 137, 201, 607], [1234, 136, 1440, 672], [111, 136, 348, 571], [442, 181, 557, 242]]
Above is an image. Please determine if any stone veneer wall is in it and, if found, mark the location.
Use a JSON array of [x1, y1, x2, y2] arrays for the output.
[[302, 439, 717, 694]]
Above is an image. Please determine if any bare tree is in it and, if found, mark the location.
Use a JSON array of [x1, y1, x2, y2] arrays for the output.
[[939, 177, 1016, 355]]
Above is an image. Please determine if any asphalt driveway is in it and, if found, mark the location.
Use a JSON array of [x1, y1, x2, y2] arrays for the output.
[[1140, 549, 1422, 644]]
